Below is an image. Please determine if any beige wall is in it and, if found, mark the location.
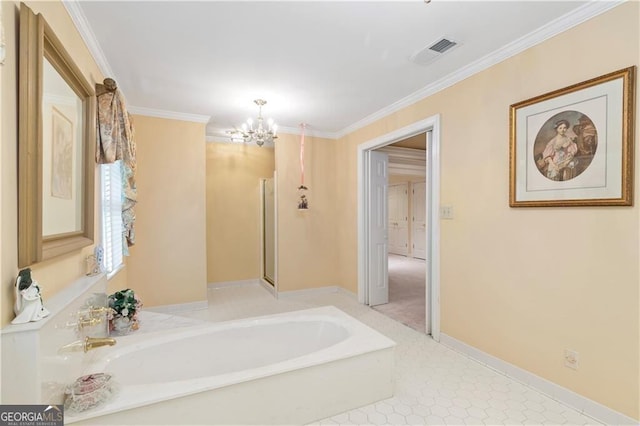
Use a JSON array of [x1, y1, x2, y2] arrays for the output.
[[206, 142, 274, 283], [204, 132, 341, 292], [1, 0, 104, 326], [125, 115, 207, 307], [2, 0, 637, 418], [275, 133, 340, 292], [336, 3, 639, 418]]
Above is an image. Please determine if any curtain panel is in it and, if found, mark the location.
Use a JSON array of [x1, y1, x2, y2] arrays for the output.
[[96, 79, 137, 249]]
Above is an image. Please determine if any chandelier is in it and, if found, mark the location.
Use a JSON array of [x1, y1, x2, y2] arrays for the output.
[[229, 99, 278, 147]]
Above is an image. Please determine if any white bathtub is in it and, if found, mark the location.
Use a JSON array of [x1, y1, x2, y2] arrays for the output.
[[66, 306, 395, 425]]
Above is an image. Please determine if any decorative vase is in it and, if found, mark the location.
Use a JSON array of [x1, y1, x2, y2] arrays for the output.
[[111, 316, 133, 335]]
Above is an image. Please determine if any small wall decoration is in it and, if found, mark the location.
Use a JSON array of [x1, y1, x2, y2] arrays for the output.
[[51, 106, 74, 199], [509, 66, 635, 207], [298, 185, 308, 209], [298, 123, 309, 210]]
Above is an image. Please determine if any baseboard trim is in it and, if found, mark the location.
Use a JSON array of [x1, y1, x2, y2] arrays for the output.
[[145, 300, 208, 314], [207, 280, 354, 301], [439, 333, 637, 425], [278, 285, 357, 299], [208, 278, 277, 298], [207, 279, 260, 289]]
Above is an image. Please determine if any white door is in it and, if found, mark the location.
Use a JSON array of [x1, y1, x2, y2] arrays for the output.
[[412, 181, 427, 260], [388, 183, 409, 256], [368, 151, 389, 306]]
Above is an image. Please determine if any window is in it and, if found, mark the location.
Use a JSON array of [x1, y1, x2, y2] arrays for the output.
[[101, 161, 124, 275]]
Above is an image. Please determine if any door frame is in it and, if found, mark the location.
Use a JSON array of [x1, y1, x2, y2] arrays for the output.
[[357, 114, 441, 341], [410, 180, 427, 260]]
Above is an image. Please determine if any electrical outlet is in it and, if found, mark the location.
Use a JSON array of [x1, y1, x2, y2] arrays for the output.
[[564, 349, 579, 370], [440, 205, 454, 219]]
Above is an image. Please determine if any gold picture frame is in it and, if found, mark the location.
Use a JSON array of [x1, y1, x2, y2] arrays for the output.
[[509, 66, 635, 207]]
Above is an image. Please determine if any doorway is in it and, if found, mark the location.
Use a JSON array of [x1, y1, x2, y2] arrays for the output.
[[374, 173, 427, 332], [357, 115, 441, 340]]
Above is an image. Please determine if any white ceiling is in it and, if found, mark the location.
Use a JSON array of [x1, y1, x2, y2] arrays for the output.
[[69, 1, 616, 140]]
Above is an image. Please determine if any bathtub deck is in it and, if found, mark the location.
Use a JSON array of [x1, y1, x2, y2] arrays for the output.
[[65, 307, 395, 425]]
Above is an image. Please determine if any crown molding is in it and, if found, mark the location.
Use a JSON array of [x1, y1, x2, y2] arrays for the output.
[[379, 146, 426, 176], [277, 125, 339, 140], [64, 1, 211, 125], [62, 1, 116, 80], [379, 146, 426, 163], [65, 0, 623, 139], [206, 126, 337, 143], [388, 164, 426, 177], [206, 135, 275, 148], [128, 106, 211, 123], [336, 0, 624, 139]]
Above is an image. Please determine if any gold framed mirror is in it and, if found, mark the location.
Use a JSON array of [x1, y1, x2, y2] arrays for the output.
[[18, 3, 95, 267]]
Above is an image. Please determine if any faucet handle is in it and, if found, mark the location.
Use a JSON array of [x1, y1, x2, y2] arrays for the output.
[[78, 306, 111, 317], [66, 317, 102, 330], [92, 306, 111, 314], [64, 306, 110, 331]]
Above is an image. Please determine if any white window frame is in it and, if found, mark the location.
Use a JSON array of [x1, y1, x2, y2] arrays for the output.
[[100, 161, 124, 277]]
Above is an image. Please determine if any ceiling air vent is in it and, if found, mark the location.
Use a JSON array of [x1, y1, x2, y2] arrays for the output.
[[410, 37, 459, 66], [429, 38, 457, 53]]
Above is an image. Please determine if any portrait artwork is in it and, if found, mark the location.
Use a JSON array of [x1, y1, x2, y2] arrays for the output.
[[510, 66, 635, 207], [533, 111, 597, 182]]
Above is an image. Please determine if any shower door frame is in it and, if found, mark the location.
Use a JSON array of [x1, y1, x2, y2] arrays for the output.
[[260, 173, 278, 293]]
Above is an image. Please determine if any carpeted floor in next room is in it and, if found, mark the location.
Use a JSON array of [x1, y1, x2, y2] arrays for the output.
[[372, 254, 426, 332]]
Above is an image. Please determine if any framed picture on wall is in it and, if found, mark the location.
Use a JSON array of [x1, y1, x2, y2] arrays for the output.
[[509, 66, 635, 207], [51, 106, 74, 200]]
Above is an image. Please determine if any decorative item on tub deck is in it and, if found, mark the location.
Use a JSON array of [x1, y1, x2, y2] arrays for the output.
[[64, 373, 118, 413], [107, 289, 142, 335], [85, 246, 105, 276], [12, 268, 50, 324]]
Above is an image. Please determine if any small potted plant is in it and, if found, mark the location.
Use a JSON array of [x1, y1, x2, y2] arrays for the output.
[[107, 289, 142, 335]]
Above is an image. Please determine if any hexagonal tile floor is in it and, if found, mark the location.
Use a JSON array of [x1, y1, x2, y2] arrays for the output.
[[172, 283, 601, 426]]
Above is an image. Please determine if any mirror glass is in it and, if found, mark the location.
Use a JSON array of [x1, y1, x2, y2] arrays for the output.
[[42, 58, 85, 237]]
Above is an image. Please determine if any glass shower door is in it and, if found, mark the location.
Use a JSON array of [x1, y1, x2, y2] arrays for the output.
[[262, 178, 276, 285]]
